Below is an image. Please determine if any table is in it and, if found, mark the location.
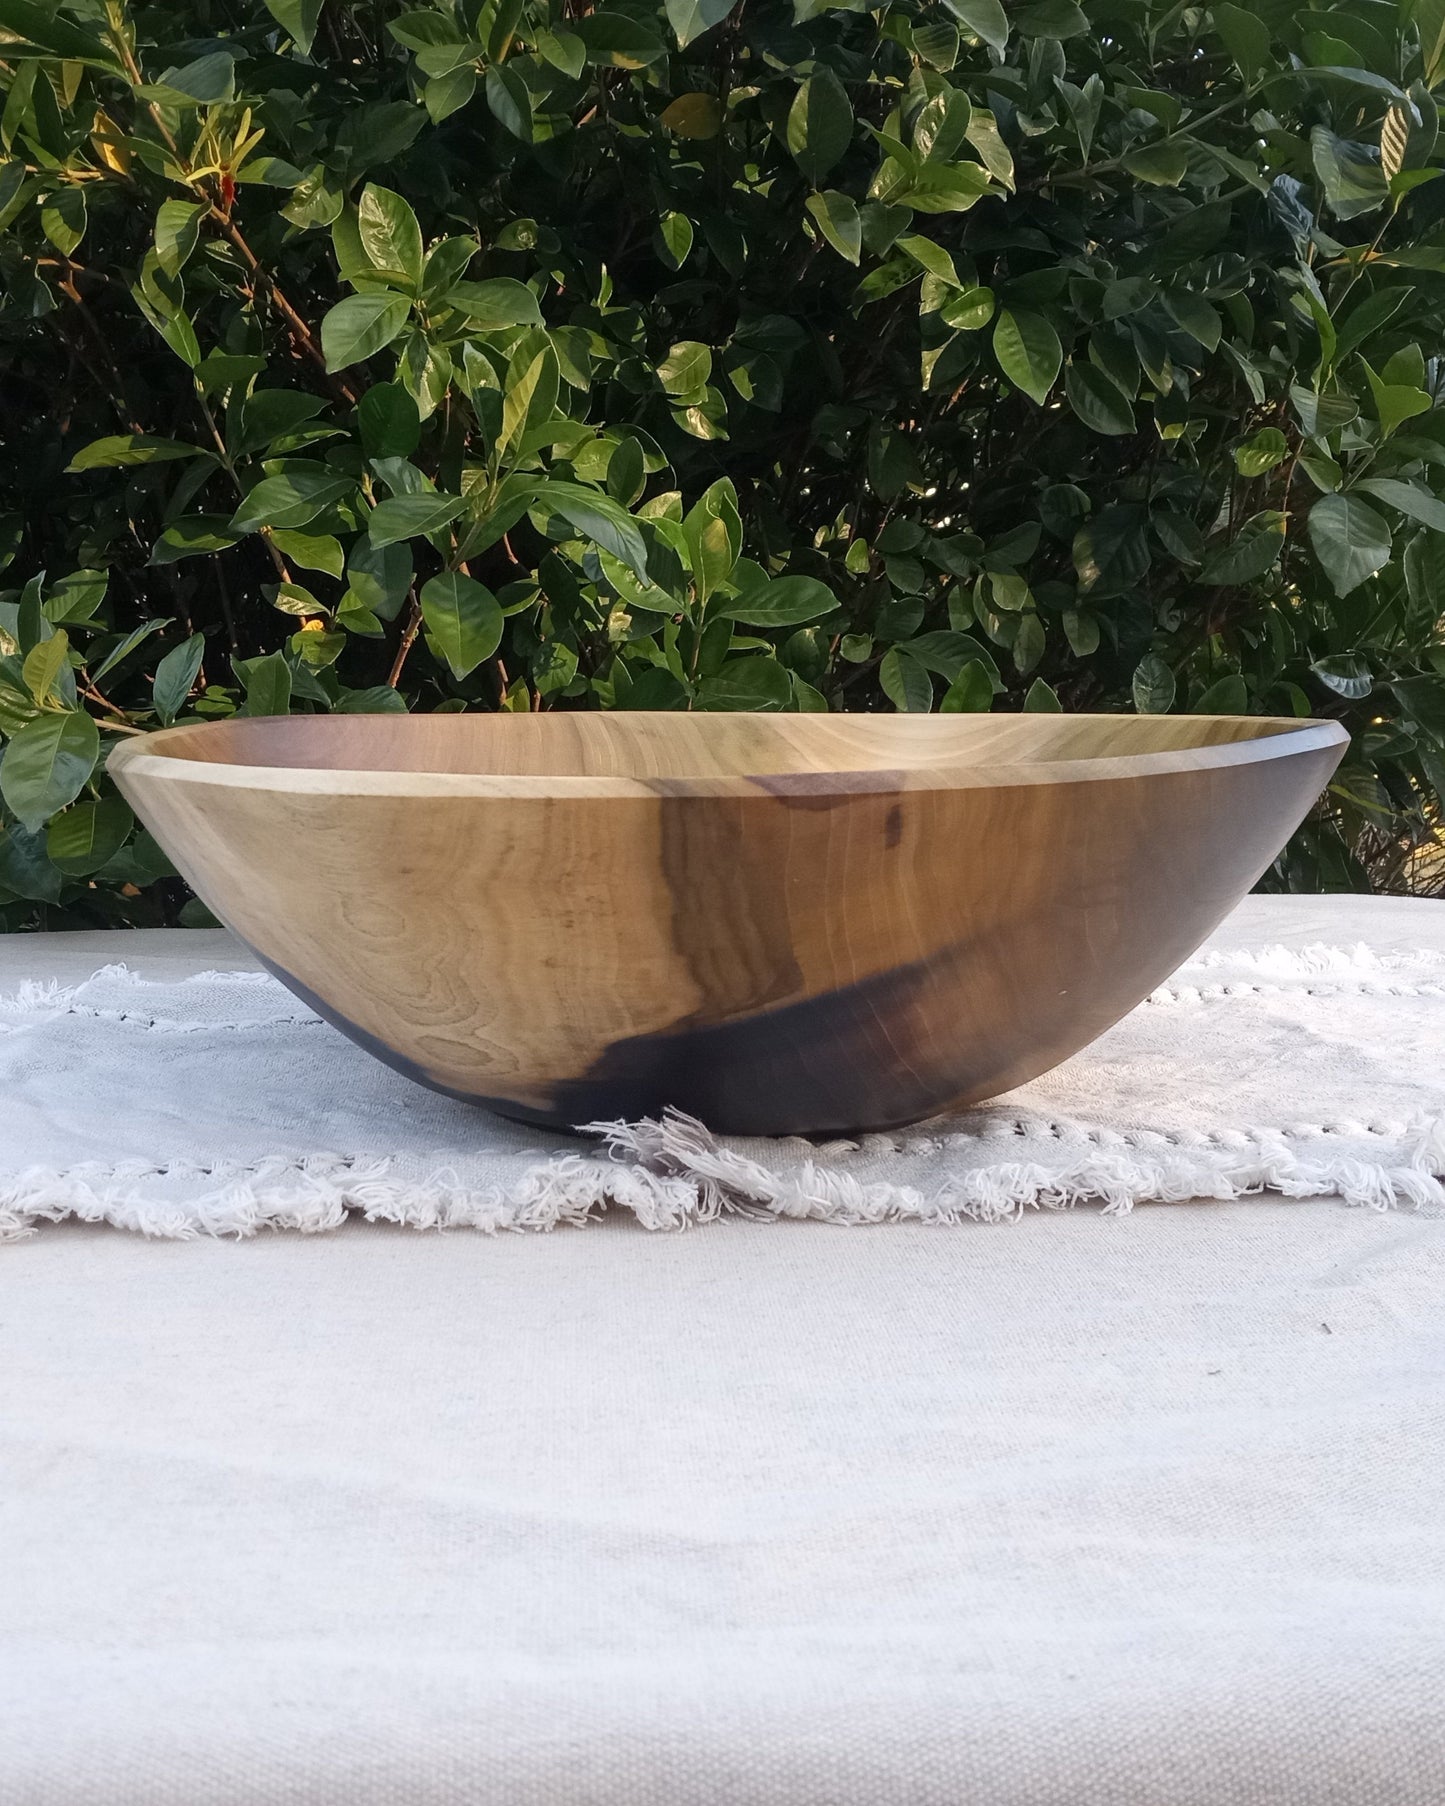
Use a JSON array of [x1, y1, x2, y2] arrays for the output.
[[4, 895, 1444, 1804]]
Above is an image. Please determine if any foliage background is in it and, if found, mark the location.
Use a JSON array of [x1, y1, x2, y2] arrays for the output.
[[0, 0, 1442, 926]]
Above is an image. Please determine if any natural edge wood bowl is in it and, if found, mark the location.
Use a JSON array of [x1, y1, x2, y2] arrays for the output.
[[110, 712, 1348, 1137]]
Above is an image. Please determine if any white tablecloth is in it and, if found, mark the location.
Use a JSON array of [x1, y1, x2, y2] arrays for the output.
[[3, 896, 1444, 1804]]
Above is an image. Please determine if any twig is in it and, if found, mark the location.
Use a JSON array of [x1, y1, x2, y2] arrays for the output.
[[387, 587, 423, 688], [214, 215, 361, 405]]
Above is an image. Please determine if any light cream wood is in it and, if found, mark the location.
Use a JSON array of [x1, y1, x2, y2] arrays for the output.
[[110, 712, 1348, 1135]]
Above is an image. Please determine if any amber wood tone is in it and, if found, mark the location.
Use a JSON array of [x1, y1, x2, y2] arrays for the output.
[[110, 712, 1348, 1136]]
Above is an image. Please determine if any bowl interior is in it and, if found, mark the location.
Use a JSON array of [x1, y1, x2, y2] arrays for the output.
[[135, 711, 1312, 781]]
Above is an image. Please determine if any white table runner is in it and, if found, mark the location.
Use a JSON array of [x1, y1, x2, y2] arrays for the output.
[[1, 895, 1441, 1237]]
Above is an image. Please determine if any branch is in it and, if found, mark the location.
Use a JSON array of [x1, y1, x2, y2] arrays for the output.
[[387, 588, 423, 688], [214, 215, 361, 405]]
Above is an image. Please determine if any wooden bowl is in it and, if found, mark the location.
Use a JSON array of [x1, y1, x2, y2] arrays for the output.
[[111, 712, 1347, 1136]]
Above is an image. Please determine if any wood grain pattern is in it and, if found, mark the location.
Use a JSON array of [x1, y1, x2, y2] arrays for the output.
[[110, 712, 1348, 1135]]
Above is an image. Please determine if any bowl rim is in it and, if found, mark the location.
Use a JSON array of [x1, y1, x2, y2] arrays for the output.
[[108, 713, 1350, 801]]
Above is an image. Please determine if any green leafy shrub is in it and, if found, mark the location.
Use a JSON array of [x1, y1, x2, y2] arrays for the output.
[[0, 0, 1443, 924]]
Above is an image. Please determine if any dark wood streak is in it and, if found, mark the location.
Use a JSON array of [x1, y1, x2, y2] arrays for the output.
[[745, 769, 909, 807], [545, 941, 979, 1136]]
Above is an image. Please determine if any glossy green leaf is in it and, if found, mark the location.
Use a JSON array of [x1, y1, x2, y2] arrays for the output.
[[367, 493, 467, 548], [151, 517, 241, 563], [1308, 494, 1392, 596], [424, 65, 475, 123], [786, 71, 853, 185], [1197, 514, 1287, 585], [682, 483, 740, 602], [993, 309, 1061, 405], [1355, 478, 1445, 532], [879, 647, 933, 712], [357, 184, 424, 290], [1122, 140, 1190, 186], [498, 349, 550, 461], [420, 571, 503, 677], [264, 0, 322, 53], [903, 632, 999, 684], [230, 469, 354, 534], [1234, 427, 1289, 477], [443, 279, 543, 329], [1211, 2, 1270, 85], [572, 15, 665, 66], [695, 656, 792, 709], [940, 285, 994, 330], [41, 185, 85, 255], [46, 796, 133, 875], [43, 570, 107, 625], [939, 658, 994, 712], [152, 633, 206, 724], [1311, 126, 1389, 220], [346, 537, 413, 619], [1193, 675, 1248, 714], [155, 199, 205, 277], [1131, 653, 1175, 715], [67, 435, 204, 472], [899, 234, 961, 287], [1394, 675, 1445, 736], [0, 0, 122, 64], [320, 293, 411, 372], [805, 190, 861, 263], [942, 0, 1007, 55], [0, 709, 98, 831], [358, 383, 422, 460], [664, 0, 735, 47], [715, 575, 835, 625], [657, 211, 694, 269], [1311, 654, 1372, 700], [1012, 0, 1087, 38], [1360, 361, 1431, 437], [270, 532, 345, 577], [1065, 363, 1135, 435], [532, 482, 650, 578], [658, 341, 712, 395], [335, 684, 408, 713], [236, 651, 293, 718], [91, 619, 172, 681], [484, 62, 533, 140], [22, 630, 69, 704], [137, 51, 235, 105]]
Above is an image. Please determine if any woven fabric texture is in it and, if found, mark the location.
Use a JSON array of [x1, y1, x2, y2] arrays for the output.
[[0, 896, 1441, 1237]]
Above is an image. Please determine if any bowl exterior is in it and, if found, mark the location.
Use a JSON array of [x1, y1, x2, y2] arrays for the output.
[[113, 726, 1345, 1135]]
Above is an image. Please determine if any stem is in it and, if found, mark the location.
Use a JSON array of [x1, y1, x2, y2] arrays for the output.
[[55, 263, 144, 431], [79, 680, 143, 729], [213, 552, 238, 653], [217, 215, 361, 404], [1026, 95, 1245, 192], [192, 382, 293, 584], [387, 587, 423, 688]]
